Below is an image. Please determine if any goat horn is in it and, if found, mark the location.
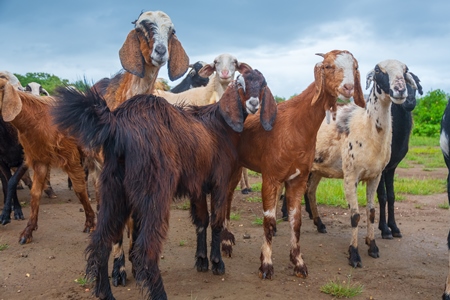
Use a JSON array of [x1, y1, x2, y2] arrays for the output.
[[315, 53, 325, 57]]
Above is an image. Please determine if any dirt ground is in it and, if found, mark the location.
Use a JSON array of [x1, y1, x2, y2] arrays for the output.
[[0, 166, 449, 300]]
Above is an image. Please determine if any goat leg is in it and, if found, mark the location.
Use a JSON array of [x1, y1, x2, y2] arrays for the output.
[[191, 198, 210, 272], [1, 163, 28, 225]]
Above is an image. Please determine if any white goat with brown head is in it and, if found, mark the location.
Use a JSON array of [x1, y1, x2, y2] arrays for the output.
[[98, 10, 189, 110], [306, 59, 420, 268]]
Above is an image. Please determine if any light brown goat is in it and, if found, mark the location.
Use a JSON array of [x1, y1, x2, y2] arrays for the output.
[[222, 50, 365, 279], [0, 78, 96, 244]]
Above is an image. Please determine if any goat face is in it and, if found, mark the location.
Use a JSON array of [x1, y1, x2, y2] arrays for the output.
[[220, 69, 277, 132], [189, 61, 209, 87], [25, 82, 50, 96], [200, 54, 241, 85], [119, 11, 189, 80], [366, 60, 419, 105]]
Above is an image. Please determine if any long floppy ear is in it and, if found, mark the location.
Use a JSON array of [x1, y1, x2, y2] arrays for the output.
[[1, 82, 22, 122], [236, 62, 253, 74], [168, 34, 189, 81], [198, 63, 215, 78], [353, 69, 366, 108], [119, 30, 145, 78], [219, 83, 244, 132], [311, 62, 324, 106], [406, 71, 423, 95], [366, 70, 375, 90], [260, 86, 277, 131]]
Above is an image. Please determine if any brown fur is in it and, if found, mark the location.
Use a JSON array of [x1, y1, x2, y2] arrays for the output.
[[222, 50, 364, 280], [0, 79, 95, 244]]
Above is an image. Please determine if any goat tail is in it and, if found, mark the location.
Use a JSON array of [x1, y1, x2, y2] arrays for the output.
[[52, 85, 114, 153]]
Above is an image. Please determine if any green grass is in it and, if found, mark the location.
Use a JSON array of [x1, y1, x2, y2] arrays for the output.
[[438, 202, 449, 209], [74, 277, 91, 287], [246, 196, 262, 203], [230, 212, 241, 221], [0, 243, 8, 251], [252, 217, 263, 225], [251, 182, 262, 192], [409, 135, 440, 147], [175, 200, 190, 210], [179, 240, 187, 246], [248, 170, 261, 177], [394, 177, 445, 195], [320, 277, 363, 298]]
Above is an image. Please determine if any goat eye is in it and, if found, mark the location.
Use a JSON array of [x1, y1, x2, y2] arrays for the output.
[[172, 29, 176, 35]]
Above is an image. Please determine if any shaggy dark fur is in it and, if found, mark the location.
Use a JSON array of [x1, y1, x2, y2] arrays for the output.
[[52, 69, 277, 300]]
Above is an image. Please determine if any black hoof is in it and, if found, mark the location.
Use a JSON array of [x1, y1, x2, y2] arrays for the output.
[[241, 188, 252, 194], [211, 260, 225, 275], [348, 245, 362, 268], [367, 239, 380, 258], [1, 216, 12, 225], [195, 257, 209, 272]]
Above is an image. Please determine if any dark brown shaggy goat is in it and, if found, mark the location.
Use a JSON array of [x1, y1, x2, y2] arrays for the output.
[[52, 68, 277, 300], [0, 79, 96, 244], [221, 50, 365, 280]]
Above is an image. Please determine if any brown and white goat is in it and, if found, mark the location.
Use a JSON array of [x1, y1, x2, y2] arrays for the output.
[[52, 68, 277, 300], [222, 50, 365, 279], [306, 59, 419, 268], [98, 10, 189, 109], [0, 79, 96, 244]]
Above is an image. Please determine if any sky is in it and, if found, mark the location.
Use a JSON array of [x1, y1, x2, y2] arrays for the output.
[[1, 0, 449, 99]]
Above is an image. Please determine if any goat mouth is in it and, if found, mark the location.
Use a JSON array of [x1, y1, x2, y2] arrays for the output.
[[151, 58, 167, 67], [246, 106, 259, 114], [390, 96, 406, 104]]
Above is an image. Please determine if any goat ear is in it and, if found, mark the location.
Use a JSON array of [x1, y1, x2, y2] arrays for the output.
[[236, 62, 253, 74], [260, 86, 277, 131], [119, 30, 145, 78], [40, 87, 50, 96], [198, 63, 215, 78], [406, 72, 423, 95], [311, 63, 324, 106], [1, 82, 22, 122], [352, 69, 366, 108], [168, 34, 190, 81], [219, 84, 244, 132], [366, 70, 375, 90]]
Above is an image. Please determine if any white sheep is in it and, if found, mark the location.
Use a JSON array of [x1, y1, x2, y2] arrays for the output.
[[154, 53, 244, 105], [306, 59, 419, 268]]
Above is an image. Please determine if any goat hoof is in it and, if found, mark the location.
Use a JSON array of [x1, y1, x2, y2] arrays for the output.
[[348, 245, 362, 268], [294, 264, 308, 279], [367, 239, 380, 258], [211, 260, 225, 275], [1, 216, 12, 225], [318, 226, 327, 234], [195, 257, 209, 272], [241, 188, 251, 194], [258, 263, 274, 280], [14, 211, 25, 221], [44, 188, 57, 199], [392, 232, 402, 238], [19, 236, 31, 245], [381, 232, 393, 239], [112, 272, 127, 287]]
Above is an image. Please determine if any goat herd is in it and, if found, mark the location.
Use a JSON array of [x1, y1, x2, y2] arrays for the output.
[[0, 9, 449, 300]]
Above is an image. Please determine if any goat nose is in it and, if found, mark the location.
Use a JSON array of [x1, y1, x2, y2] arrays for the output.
[[221, 70, 229, 78], [343, 83, 354, 94], [154, 44, 167, 56], [395, 87, 406, 95], [250, 99, 259, 107]]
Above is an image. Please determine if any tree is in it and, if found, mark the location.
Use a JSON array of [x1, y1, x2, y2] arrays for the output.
[[412, 89, 449, 137]]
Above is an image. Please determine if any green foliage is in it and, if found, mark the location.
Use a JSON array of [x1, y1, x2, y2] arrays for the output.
[[320, 277, 363, 298], [15, 72, 70, 95], [0, 243, 8, 251], [251, 182, 262, 192], [274, 95, 285, 103], [412, 89, 449, 138]]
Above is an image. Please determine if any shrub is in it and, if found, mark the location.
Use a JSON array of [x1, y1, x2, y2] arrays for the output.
[[412, 89, 448, 138]]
